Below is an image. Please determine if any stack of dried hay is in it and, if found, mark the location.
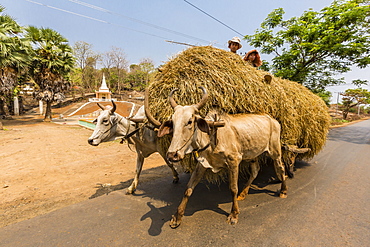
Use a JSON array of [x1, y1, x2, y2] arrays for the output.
[[146, 46, 330, 177]]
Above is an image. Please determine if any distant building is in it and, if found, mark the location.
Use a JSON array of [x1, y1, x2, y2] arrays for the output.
[[21, 84, 34, 95], [89, 74, 116, 102], [69, 74, 139, 122]]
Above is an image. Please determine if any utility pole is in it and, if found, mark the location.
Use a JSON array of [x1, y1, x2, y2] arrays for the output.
[[336, 92, 342, 116], [13, 97, 19, 116], [39, 100, 43, 115], [358, 103, 361, 116]]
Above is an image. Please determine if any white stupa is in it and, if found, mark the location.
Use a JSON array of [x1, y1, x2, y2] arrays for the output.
[[94, 74, 111, 101]]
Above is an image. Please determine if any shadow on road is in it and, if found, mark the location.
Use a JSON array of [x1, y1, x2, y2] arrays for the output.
[[89, 180, 133, 199], [88, 164, 173, 199], [87, 159, 312, 236], [138, 179, 231, 236], [294, 160, 311, 170]]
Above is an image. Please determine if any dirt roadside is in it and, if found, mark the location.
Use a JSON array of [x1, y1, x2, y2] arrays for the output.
[[0, 114, 170, 228]]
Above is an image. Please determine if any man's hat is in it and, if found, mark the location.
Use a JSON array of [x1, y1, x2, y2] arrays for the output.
[[228, 37, 242, 49]]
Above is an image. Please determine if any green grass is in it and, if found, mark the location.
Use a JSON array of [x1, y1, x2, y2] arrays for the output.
[[331, 118, 350, 124]]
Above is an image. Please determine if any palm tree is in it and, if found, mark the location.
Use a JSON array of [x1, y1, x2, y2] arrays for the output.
[[0, 5, 31, 118], [25, 26, 75, 121]]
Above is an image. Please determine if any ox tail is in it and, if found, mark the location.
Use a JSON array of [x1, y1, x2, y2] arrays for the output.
[[284, 162, 294, 178]]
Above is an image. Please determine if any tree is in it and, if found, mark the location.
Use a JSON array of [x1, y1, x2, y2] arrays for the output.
[[139, 58, 155, 88], [26, 26, 75, 121], [125, 59, 156, 91], [0, 5, 31, 118], [102, 47, 128, 94], [72, 41, 100, 94], [82, 55, 100, 93], [125, 64, 144, 90], [73, 41, 94, 69], [341, 88, 370, 119], [317, 90, 332, 107], [245, 0, 370, 92]]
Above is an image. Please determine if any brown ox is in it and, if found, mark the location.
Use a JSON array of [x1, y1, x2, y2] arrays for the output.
[[148, 87, 288, 228], [88, 101, 179, 194]]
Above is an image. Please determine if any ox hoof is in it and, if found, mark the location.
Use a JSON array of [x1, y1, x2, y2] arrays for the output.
[[279, 191, 287, 198], [169, 215, 182, 229], [227, 215, 238, 225], [125, 188, 135, 195], [172, 177, 179, 184]]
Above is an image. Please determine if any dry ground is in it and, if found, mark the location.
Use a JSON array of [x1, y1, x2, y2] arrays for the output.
[[0, 114, 170, 228]]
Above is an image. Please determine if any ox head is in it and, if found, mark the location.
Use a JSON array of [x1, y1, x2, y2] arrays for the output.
[[88, 101, 133, 146], [156, 87, 209, 162]]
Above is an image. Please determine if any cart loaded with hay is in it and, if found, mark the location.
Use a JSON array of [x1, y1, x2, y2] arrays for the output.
[[145, 46, 330, 177], [143, 46, 330, 227]]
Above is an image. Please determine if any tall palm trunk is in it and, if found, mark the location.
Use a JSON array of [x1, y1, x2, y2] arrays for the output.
[[44, 100, 52, 122], [0, 99, 12, 119]]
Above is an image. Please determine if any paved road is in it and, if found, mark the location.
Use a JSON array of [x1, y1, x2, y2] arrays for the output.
[[1, 120, 370, 247]]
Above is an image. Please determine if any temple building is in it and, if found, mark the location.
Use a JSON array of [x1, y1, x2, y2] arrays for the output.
[[89, 74, 114, 102], [68, 74, 139, 128]]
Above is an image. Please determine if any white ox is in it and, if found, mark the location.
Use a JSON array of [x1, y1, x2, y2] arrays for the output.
[[147, 87, 288, 228], [87, 101, 179, 194]]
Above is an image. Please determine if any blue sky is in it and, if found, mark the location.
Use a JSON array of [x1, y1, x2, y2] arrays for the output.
[[2, 0, 369, 102]]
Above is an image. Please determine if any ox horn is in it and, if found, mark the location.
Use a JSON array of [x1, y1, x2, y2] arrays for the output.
[[144, 88, 161, 127], [97, 103, 105, 110], [283, 144, 311, 154], [110, 100, 116, 114], [194, 86, 208, 110], [169, 88, 179, 109]]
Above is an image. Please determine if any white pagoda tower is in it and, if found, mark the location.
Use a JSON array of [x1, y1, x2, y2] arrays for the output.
[[94, 74, 112, 101]]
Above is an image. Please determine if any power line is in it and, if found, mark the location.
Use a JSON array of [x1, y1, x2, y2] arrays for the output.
[[183, 0, 244, 37], [165, 40, 196, 47], [67, 0, 211, 44], [26, 0, 107, 24], [24, 0, 178, 41]]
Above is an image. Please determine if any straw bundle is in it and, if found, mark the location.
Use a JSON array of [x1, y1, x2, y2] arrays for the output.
[[146, 46, 330, 178]]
